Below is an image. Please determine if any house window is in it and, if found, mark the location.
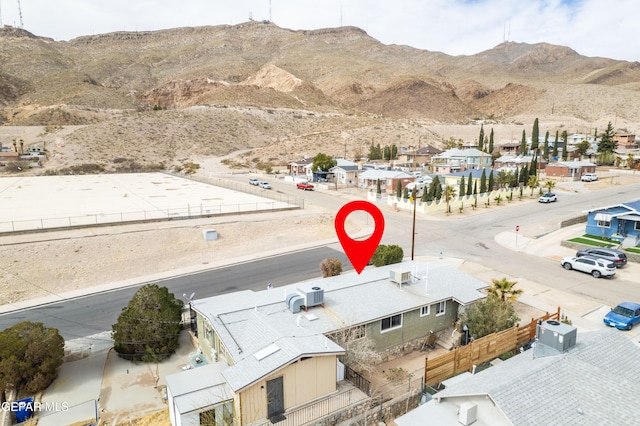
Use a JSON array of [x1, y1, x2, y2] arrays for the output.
[[199, 401, 234, 426], [597, 220, 611, 228], [435, 302, 446, 316], [381, 314, 402, 332], [635, 222, 640, 231], [420, 306, 430, 317]]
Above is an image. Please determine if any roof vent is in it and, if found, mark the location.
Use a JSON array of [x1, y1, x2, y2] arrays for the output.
[[297, 286, 324, 308], [390, 269, 411, 285]]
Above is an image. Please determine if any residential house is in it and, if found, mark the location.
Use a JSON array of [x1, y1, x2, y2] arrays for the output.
[[288, 158, 313, 176], [614, 133, 637, 150], [584, 200, 640, 247], [329, 159, 360, 185], [166, 261, 488, 426], [396, 328, 640, 426], [493, 155, 533, 171], [396, 145, 443, 169], [498, 142, 521, 156], [357, 169, 414, 193], [442, 168, 492, 194], [544, 160, 596, 179], [0, 151, 19, 166], [431, 148, 492, 174]]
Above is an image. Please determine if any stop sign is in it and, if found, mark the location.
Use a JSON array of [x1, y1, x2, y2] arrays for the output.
[[516, 225, 520, 232]]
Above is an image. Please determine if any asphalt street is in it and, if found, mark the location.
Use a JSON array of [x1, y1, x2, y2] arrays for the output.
[[0, 246, 350, 340]]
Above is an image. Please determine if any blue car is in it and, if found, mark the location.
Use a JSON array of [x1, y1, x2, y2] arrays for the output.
[[603, 302, 640, 330]]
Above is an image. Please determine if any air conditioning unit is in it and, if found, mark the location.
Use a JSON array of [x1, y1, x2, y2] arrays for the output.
[[536, 320, 577, 352], [390, 269, 411, 285], [297, 286, 324, 308], [458, 401, 477, 425]]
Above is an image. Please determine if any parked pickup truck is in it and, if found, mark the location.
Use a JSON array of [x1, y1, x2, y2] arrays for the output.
[[296, 181, 315, 191], [581, 173, 598, 182]]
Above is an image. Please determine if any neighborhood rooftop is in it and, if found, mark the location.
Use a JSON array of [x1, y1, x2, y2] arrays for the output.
[[191, 261, 487, 392], [407, 329, 640, 425]]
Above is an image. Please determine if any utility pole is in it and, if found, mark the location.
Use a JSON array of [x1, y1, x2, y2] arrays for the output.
[[17, 0, 23, 28]]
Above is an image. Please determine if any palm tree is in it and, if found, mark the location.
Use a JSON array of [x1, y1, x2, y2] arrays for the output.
[[488, 277, 523, 301], [545, 180, 555, 194], [527, 175, 539, 196], [444, 184, 457, 214]]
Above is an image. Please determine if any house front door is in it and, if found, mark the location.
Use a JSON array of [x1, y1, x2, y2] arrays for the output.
[[266, 376, 284, 419]]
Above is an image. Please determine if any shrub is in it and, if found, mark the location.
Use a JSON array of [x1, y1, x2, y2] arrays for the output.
[[370, 244, 404, 267], [320, 258, 343, 277]]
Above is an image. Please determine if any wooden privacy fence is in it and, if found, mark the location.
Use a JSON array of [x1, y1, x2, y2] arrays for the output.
[[424, 307, 560, 387]]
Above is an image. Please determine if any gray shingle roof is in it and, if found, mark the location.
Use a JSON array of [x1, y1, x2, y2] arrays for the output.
[[434, 329, 640, 425]]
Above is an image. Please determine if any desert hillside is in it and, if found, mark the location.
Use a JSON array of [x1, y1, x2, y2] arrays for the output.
[[0, 22, 639, 173]]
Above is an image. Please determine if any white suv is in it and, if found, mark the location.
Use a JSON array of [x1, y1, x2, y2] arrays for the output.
[[581, 173, 598, 182]]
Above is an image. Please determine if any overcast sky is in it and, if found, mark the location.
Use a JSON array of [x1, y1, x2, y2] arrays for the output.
[[1, 0, 637, 62]]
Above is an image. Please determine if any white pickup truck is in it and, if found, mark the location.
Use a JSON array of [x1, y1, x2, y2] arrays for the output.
[[581, 173, 598, 182]]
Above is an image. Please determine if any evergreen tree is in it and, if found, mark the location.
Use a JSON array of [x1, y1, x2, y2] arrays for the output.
[[561, 130, 569, 160], [520, 130, 527, 155], [459, 176, 466, 196], [473, 180, 478, 195], [480, 169, 487, 193], [113, 284, 183, 362], [478, 124, 485, 150], [403, 187, 409, 199], [0, 322, 64, 394], [544, 131, 550, 159], [488, 170, 495, 191], [430, 176, 443, 200], [519, 164, 528, 184], [531, 118, 539, 150], [597, 121, 617, 153], [396, 180, 402, 198], [376, 179, 381, 194], [383, 145, 391, 161], [553, 130, 559, 157], [391, 144, 398, 160], [530, 156, 537, 177], [488, 128, 494, 153], [467, 172, 473, 195]]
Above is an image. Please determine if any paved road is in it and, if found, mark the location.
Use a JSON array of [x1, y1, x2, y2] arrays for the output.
[[0, 247, 350, 340], [2, 178, 639, 341]]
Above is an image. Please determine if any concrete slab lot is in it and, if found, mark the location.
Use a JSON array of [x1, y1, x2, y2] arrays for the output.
[[0, 173, 297, 232]]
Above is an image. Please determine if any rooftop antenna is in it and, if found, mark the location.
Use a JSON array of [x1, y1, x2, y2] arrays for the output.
[[17, 0, 23, 28]]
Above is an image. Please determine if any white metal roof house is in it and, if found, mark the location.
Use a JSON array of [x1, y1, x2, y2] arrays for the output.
[[395, 327, 640, 426], [165, 261, 487, 426], [357, 169, 414, 192], [431, 148, 493, 172]]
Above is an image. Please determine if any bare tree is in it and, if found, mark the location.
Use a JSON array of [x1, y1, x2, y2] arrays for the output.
[[329, 325, 381, 374]]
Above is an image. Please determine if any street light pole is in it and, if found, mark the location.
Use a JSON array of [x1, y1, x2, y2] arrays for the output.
[[411, 189, 417, 261]]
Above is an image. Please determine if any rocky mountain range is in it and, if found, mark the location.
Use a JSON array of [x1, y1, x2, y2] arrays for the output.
[[1, 21, 639, 172]]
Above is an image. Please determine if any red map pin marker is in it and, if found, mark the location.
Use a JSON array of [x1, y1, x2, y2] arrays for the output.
[[335, 200, 385, 274]]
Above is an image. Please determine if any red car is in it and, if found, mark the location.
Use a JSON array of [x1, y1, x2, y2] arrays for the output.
[[296, 182, 315, 191]]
